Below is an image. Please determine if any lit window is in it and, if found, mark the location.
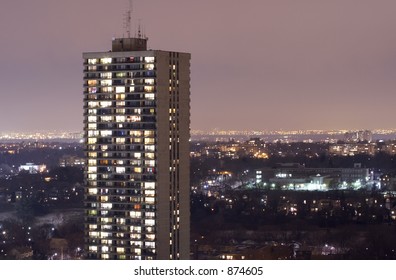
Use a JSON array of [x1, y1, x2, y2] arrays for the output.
[[88, 58, 97, 64], [88, 138, 97, 144], [145, 197, 155, 204], [100, 72, 112, 79], [116, 116, 126, 122], [100, 130, 112, 137], [102, 87, 113, 93], [99, 101, 112, 108], [100, 57, 112, 64], [145, 190, 155, 197], [116, 86, 125, 93], [144, 86, 154, 93], [100, 116, 113, 122], [145, 145, 155, 152], [101, 203, 112, 209], [145, 79, 155, 85], [131, 131, 142, 137], [145, 241, 155, 248], [101, 80, 112, 86], [116, 167, 125, 173], [88, 188, 97, 195], [88, 101, 98, 108], [88, 116, 97, 123], [127, 115, 141, 122], [116, 94, 125, 100], [144, 138, 155, 144], [145, 93, 155, 100], [88, 130, 99, 137], [115, 138, 125, 144], [116, 72, 127, 78], [145, 153, 155, 159], [145, 64, 154, 70], [130, 211, 142, 218], [144, 57, 155, 63], [144, 182, 155, 189], [88, 80, 98, 86], [89, 246, 98, 252]]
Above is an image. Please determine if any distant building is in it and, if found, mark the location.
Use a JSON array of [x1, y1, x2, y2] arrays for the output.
[[328, 143, 377, 156], [344, 130, 372, 143], [256, 163, 371, 190], [59, 155, 85, 167], [18, 163, 46, 174]]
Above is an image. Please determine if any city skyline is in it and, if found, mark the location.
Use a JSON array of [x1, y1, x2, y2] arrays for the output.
[[2, 0, 396, 132]]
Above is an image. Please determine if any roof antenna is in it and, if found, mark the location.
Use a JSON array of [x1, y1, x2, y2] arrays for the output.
[[123, 0, 133, 38], [138, 18, 142, 38]]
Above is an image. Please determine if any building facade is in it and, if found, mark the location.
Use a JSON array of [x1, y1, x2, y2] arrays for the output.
[[83, 37, 190, 260]]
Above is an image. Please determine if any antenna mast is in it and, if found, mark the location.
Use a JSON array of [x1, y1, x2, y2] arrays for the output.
[[123, 0, 133, 38]]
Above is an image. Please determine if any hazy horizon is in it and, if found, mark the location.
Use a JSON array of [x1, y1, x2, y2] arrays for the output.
[[1, 0, 395, 132]]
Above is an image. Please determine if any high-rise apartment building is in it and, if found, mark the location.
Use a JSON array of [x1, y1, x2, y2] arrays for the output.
[[83, 37, 190, 260]]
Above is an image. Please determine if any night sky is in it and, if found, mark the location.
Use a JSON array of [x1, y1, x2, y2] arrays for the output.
[[1, 0, 396, 132]]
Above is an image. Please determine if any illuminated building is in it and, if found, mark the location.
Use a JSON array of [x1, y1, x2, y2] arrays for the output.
[[83, 37, 190, 260]]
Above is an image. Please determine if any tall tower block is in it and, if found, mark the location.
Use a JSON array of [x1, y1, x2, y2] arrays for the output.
[[83, 37, 190, 260]]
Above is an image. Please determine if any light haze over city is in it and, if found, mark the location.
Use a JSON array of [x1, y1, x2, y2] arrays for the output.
[[1, 0, 396, 132]]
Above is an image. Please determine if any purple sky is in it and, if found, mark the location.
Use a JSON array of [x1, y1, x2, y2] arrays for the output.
[[1, 0, 396, 132]]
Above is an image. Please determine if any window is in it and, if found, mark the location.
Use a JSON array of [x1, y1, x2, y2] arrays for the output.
[[145, 145, 155, 152], [116, 86, 125, 93], [145, 79, 155, 85], [116, 116, 125, 122], [145, 190, 155, 197], [88, 58, 97, 64], [88, 188, 97, 195], [145, 64, 155, 70], [144, 138, 155, 144], [130, 211, 142, 218], [145, 93, 155, 100], [102, 87, 113, 93], [101, 80, 112, 86], [100, 116, 113, 122], [145, 153, 155, 159], [116, 72, 127, 78], [100, 57, 112, 64], [100, 72, 112, 79], [144, 57, 155, 63], [100, 130, 112, 137], [144, 86, 154, 93], [100, 101, 112, 108], [144, 182, 155, 189], [116, 94, 125, 100], [88, 101, 98, 108], [145, 219, 155, 226], [131, 131, 142, 137], [88, 80, 97, 86], [127, 115, 141, 122], [116, 167, 125, 174]]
